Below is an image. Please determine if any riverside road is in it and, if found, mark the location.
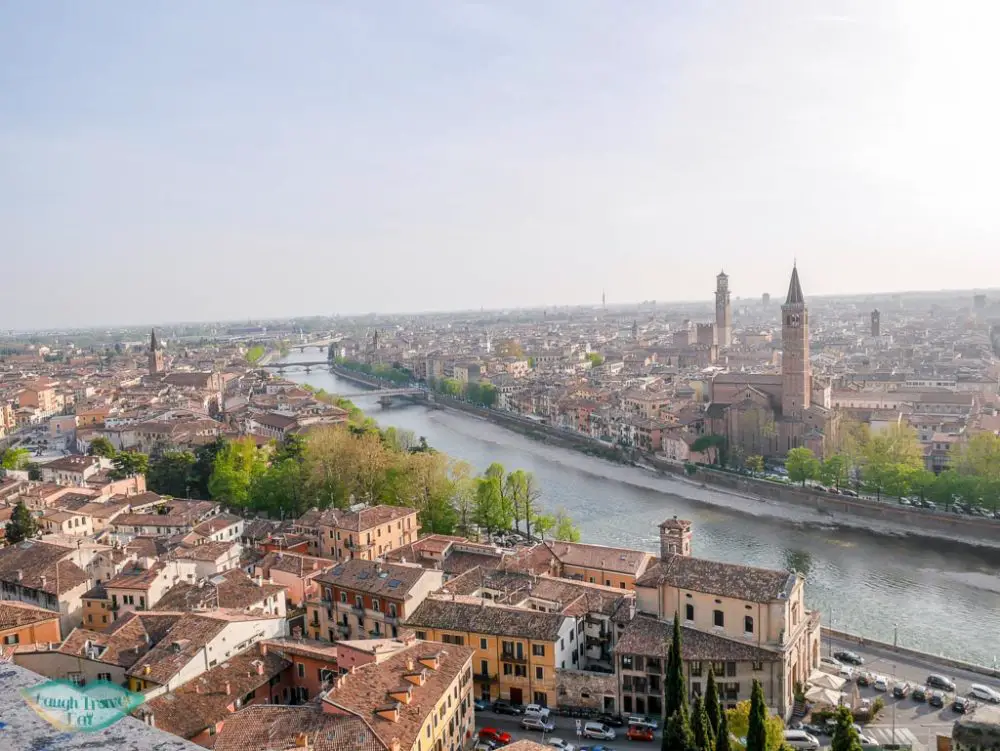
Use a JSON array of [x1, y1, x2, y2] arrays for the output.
[[281, 353, 1000, 669]]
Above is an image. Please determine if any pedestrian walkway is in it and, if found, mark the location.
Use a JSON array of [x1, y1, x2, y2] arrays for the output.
[[864, 725, 924, 750]]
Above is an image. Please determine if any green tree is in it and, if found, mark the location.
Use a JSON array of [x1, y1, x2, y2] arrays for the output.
[[860, 424, 923, 500], [830, 705, 863, 751], [665, 615, 687, 719], [746, 455, 764, 478], [147, 450, 196, 497], [693, 694, 715, 751], [87, 436, 117, 458], [208, 438, 267, 508], [109, 451, 149, 479], [746, 680, 768, 751], [785, 447, 819, 487], [586, 352, 605, 367], [1, 447, 30, 470], [818, 455, 849, 489], [910, 468, 938, 502], [474, 463, 514, 538], [553, 509, 581, 542], [191, 436, 226, 498], [691, 435, 727, 466], [716, 707, 732, 751], [663, 710, 697, 751], [26, 462, 42, 481], [532, 512, 555, 539], [5, 501, 39, 544], [249, 457, 307, 518], [705, 668, 722, 738]]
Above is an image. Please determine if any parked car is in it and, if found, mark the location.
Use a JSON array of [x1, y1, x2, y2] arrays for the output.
[[820, 656, 843, 669], [858, 732, 879, 746], [834, 651, 865, 665], [583, 723, 616, 741], [783, 730, 821, 750], [479, 728, 513, 746], [927, 675, 956, 692], [597, 713, 626, 727], [912, 686, 928, 702], [522, 717, 556, 733], [626, 725, 655, 742], [892, 682, 912, 699], [547, 739, 575, 751], [524, 704, 552, 720], [492, 700, 523, 715], [970, 684, 1000, 703], [801, 723, 827, 736], [873, 676, 889, 692], [929, 691, 946, 708], [474, 698, 491, 711], [953, 696, 972, 713], [841, 489, 859, 497], [856, 672, 873, 687], [628, 716, 659, 730]]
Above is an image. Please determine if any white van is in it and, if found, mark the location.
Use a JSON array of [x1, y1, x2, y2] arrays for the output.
[[784, 730, 820, 750], [970, 684, 1000, 703]]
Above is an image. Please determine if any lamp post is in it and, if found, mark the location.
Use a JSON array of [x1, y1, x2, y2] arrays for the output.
[[892, 624, 898, 747]]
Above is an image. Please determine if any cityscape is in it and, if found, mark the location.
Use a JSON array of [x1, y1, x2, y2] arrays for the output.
[[4, 2, 1000, 751]]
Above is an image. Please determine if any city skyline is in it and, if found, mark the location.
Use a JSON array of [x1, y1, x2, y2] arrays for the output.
[[4, 1, 1000, 328]]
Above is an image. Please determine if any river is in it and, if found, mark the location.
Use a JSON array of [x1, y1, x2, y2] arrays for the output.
[[280, 354, 1000, 667]]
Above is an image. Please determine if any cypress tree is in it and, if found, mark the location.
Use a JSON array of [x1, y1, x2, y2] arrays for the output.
[[746, 679, 768, 751], [663, 709, 697, 751], [831, 705, 863, 751], [716, 707, 732, 751], [665, 613, 687, 719], [705, 667, 721, 738], [692, 695, 715, 751]]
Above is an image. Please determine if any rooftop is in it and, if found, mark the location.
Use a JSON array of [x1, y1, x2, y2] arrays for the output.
[[635, 554, 795, 604], [213, 705, 383, 751], [0, 539, 90, 595], [315, 558, 431, 598], [0, 600, 61, 631], [406, 596, 569, 641]]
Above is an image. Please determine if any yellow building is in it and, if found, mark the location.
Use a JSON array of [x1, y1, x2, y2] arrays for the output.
[[406, 597, 576, 708], [523, 540, 655, 590]]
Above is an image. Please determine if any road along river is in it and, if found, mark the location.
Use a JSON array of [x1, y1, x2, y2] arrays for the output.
[[280, 355, 1000, 668]]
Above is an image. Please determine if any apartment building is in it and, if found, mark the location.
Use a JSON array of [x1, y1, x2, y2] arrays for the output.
[[294, 504, 420, 560], [406, 596, 576, 709], [321, 637, 475, 751], [0, 601, 62, 649], [0, 540, 91, 633], [40, 455, 102, 486], [515, 539, 655, 590], [306, 559, 443, 642]]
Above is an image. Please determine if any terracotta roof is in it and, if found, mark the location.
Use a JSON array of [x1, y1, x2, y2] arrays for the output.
[[614, 614, 777, 662], [322, 641, 474, 751], [107, 562, 168, 591], [125, 613, 229, 685], [59, 613, 183, 668], [142, 650, 291, 740], [256, 551, 329, 577], [309, 504, 418, 532], [635, 555, 795, 604], [0, 601, 61, 631], [0, 540, 90, 595], [213, 705, 383, 751], [192, 512, 242, 536], [251, 412, 299, 430], [406, 597, 568, 641], [171, 540, 239, 563], [41, 455, 100, 473], [445, 569, 633, 617], [153, 570, 285, 613], [261, 636, 339, 663], [544, 540, 654, 576], [113, 513, 193, 529], [315, 559, 432, 598]]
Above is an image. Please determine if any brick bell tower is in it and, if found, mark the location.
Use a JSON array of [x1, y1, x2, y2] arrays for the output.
[[781, 264, 810, 418], [715, 270, 732, 348], [659, 517, 692, 560]]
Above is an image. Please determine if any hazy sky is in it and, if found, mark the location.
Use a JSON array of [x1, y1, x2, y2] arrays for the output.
[[3, 1, 999, 328]]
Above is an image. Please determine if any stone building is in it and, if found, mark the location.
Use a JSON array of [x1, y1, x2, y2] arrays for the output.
[[706, 265, 839, 458], [715, 271, 732, 348]]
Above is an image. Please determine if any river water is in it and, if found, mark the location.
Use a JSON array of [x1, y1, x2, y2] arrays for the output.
[[281, 354, 1000, 667]]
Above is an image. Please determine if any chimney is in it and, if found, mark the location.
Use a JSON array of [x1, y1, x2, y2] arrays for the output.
[[194, 684, 201, 694], [255, 660, 264, 676], [295, 733, 309, 748], [405, 658, 414, 671], [225, 681, 231, 695], [260, 642, 268, 657], [16, 570, 23, 582], [40, 574, 47, 590]]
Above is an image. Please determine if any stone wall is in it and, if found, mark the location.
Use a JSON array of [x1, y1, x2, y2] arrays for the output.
[[556, 668, 617, 710]]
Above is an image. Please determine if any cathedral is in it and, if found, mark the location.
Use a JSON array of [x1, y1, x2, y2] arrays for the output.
[[705, 265, 839, 459]]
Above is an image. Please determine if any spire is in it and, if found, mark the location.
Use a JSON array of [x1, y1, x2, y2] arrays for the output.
[[150, 328, 158, 352], [785, 264, 804, 305]]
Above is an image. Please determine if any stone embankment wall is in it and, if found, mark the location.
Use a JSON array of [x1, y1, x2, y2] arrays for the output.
[[823, 627, 999, 679]]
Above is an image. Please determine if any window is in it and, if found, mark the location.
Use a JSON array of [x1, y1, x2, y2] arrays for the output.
[[355, 595, 363, 609], [372, 599, 380, 612], [589, 577, 595, 583], [514, 665, 527, 678], [744, 615, 754, 634], [101, 615, 107, 624], [621, 655, 633, 670], [3, 634, 19, 645], [691, 682, 702, 697], [340, 592, 347, 603], [503, 663, 513, 676], [712, 661, 725, 676], [480, 638, 488, 650], [442, 634, 465, 646], [535, 666, 543, 680], [297, 663, 305, 678], [480, 659, 489, 676], [685, 604, 694, 622], [752, 661, 763, 672], [532, 644, 545, 657], [97, 673, 112, 682], [605, 580, 611, 586], [727, 662, 737, 677], [415, 631, 427, 640], [620, 582, 626, 589], [713, 610, 724, 628], [690, 661, 702, 677]]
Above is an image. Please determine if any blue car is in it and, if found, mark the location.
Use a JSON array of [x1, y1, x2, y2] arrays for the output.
[[474, 699, 490, 712]]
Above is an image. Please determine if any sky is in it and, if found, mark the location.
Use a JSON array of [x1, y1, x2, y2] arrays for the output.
[[2, 0, 1000, 329]]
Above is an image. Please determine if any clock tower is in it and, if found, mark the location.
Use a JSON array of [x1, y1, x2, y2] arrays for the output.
[[715, 271, 732, 348], [781, 264, 810, 418]]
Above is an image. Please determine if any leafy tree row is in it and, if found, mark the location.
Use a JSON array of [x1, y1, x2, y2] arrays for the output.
[[427, 377, 497, 408], [330, 355, 412, 386]]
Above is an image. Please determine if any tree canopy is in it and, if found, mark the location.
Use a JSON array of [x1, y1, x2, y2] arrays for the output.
[[5, 501, 39, 544]]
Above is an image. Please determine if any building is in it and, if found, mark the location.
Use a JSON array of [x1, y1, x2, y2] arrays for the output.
[[40, 454, 102, 486], [253, 551, 330, 607], [518, 539, 655, 590], [320, 637, 475, 751], [306, 559, 443, 642], [715, 271, 732, 348], [149, 329, 165, 375], [620, 518, 821, 718], [295, 505, 420, 560], [0, 539, 91, 633], [213, 704, 383, 751], [953, 705, 1000, 751], [406, 596, 576, 708], [871, 309, 881, 337], [706, 265, 840, 458], [0, 601, 62, 649]]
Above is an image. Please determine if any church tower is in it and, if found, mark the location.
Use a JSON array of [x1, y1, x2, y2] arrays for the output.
[[715, 271, 732, 347], [871, 309, 881, 337], [148, 329, 164, 375], [781, 265, 810, 417]]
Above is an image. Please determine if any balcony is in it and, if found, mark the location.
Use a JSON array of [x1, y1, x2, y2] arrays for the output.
[[337, 624, 350, 636], [474, 672, 498, 683], [500, 652, 527, 664]]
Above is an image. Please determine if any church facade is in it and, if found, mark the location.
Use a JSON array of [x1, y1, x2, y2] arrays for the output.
[[706, 266, 838, 459]]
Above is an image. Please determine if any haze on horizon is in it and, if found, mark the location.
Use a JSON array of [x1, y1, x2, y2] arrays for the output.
[[3, 1, 999, 329]]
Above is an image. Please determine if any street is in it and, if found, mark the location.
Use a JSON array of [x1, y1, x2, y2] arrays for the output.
[[475, 711, 658, 751]]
